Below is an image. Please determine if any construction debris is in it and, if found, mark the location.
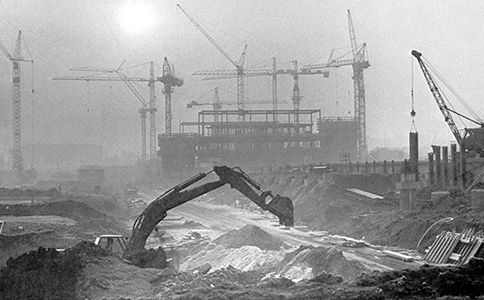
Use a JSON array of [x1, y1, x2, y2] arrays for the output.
[[424, 228, 484, 265]]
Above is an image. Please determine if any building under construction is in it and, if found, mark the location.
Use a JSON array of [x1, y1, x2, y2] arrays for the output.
[[158, 109, 357, 177]]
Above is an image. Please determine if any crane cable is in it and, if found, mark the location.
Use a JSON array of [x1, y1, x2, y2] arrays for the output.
[[423, 56, 483, 125], [410, 57, 417, 133]]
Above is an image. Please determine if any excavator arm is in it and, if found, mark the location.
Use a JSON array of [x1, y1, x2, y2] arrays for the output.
[[123, 166, 294, 258], [213, 166, 294, 227]]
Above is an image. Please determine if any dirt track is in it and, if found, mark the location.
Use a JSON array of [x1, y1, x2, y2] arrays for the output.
[[166, 201, 420, 272]]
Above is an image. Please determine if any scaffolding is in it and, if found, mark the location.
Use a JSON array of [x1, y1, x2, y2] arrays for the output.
[[159, 110, 358, 177]]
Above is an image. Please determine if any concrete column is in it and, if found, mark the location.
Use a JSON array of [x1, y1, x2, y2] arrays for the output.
[[409, 132, 419, 178], [442, 146, 448, 187], [365, 161, 369, 174], [451, 144, 457, 188], [432, 145, 441, 188], [373, 160, 377, 173], [460, 146, 467, 189], [428, 152, 434, 187], [396, 173, 421, 210], [383, 160, 387, 174], [356, 161, 360, 174], [391, 160, 395, 174]]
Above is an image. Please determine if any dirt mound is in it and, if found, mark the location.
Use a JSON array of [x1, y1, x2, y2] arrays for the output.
[[153, 265, 266, 299], [356, 257, 484, 298], [0, 200, 105, 219], [0, 200, 127, 239], [213, 225, 287, 250], [180, 244, 284, 272], [0, 187, 60, 198], [272, 245, 367, 281], [0, 230, 72, 267], [0, 241, 107, 300], [69, 195, 126, 218]]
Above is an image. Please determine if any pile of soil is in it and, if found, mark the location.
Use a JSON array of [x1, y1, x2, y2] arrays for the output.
[[0, 241, 109, 300], [272, 245, 367, 281], [153, 265, 266, 298], [180, 244, 284, 272], [0, 200, 127, 239], [0, 187, 60, 198], [6, 241, 484, 299], [0, 200, 127, 267], [213, 225, 287, 250], [68, 195, 127, 218], [356, 257, 484, 299], [0, 230, 70, 267]]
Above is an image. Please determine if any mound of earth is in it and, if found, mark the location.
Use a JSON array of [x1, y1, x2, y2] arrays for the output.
[[0, 200, 127, 239], [0, 200, 127, 266], [272, 245, 367, 281], [0, 230, 72, 267], [213, 225, 287, 250], [180, 244, 284, 273], [356, 257, 484, 299], [0, 241, 109, 300], [0, 187, 60, 198]]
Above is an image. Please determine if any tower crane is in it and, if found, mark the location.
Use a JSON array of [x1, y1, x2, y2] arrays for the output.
[[186, 87, 230, 111], [55, 59, 184, 160], [53, 62, 156, 163], [177, 4, 247, 115], [0, 31, 33, 174], [302, 10, 370, 160], [186, 87, 283, 111], [197, 58, 329, 123], [158, 57, 183, 136]]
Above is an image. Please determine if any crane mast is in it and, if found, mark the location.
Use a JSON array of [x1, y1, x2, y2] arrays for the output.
[[12, 32, 23, 172], [0, 31, 33, 174], [347, 10, 368, 159], [159, 57, 183, 136], [291, 60, 302, 125], [301, 10, 369, 160], [148, 62, 157, 160]]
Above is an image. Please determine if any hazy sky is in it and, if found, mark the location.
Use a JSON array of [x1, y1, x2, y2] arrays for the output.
[[1, 0, 484, 161]]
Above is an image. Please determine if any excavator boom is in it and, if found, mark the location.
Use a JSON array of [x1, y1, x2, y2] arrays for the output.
[[123, 166, 294, 259]]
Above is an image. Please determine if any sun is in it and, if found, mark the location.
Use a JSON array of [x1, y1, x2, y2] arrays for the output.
[[118, 2, 155, 34]]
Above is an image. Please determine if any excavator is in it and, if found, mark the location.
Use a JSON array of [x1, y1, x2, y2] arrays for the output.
[[98, 166, 294, 265]]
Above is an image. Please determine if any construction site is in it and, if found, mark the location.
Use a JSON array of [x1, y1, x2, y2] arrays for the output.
[[2, 1, 484, 299]]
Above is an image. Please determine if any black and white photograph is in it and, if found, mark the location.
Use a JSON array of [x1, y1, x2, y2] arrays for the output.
[[1, 1, 484, 299]]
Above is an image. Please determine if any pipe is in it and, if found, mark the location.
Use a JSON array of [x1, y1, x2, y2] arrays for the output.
[[417, 217, 454, 253]]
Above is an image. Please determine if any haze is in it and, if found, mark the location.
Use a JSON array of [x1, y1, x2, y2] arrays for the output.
[[1, 0, 483, 165]]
